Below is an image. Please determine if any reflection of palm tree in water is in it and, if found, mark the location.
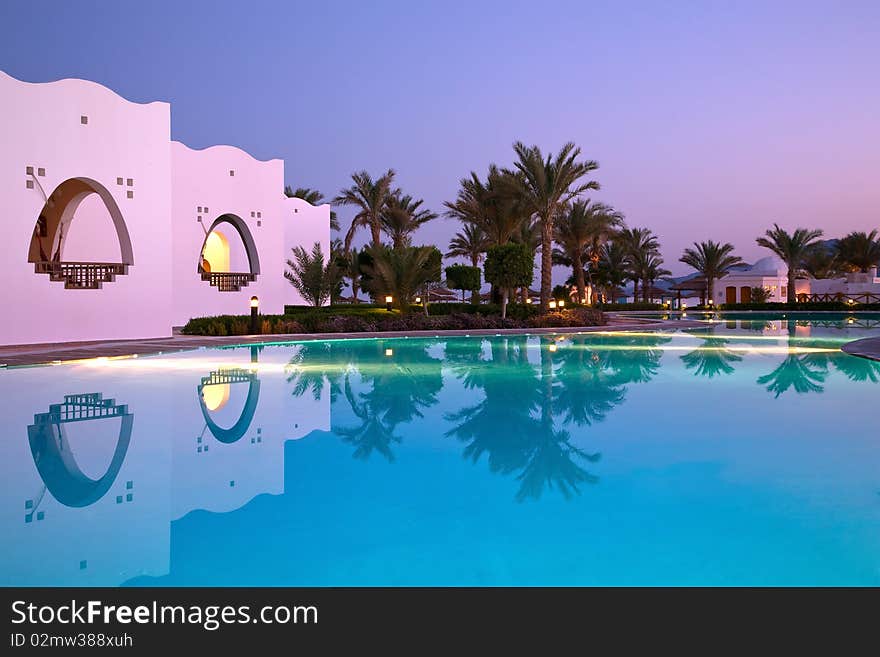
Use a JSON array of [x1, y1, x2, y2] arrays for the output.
[[446, 335, 656, 501], [680, 333, 743, 378], [757, 355, 828, 397], [288, 339, 443, 462]]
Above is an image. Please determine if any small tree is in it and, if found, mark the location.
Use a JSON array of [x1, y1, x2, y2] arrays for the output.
[[362, 245, 439, 313], [285, 242, 338, 307], [484, 243, 534, 319], [445, 264, 481, 303], [749, 287, 773, 304]]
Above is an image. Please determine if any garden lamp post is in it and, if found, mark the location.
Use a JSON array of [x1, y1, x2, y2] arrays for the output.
[[385, 295, 393, 312], [250, 296, 260, 334]]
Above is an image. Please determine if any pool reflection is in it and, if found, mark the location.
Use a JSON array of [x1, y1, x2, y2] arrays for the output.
[[3, 322, 880, 586]]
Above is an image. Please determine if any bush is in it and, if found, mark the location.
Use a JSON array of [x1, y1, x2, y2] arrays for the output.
[[181, 306, 606, 335], [527, 308, 607, 328], [426, 302, 540, 319]]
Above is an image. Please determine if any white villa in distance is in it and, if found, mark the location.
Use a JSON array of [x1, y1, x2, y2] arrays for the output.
[[0, 71, 329, 346]]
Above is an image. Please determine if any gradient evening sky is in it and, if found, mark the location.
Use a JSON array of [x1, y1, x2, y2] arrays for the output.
[[1, 0, 877, 277]]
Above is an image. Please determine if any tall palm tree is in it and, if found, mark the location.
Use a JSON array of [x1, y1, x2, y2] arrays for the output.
[[285, 185, 339, 230], [552, 200, 622, 304], [756, 224, 824, 302], [380, 192, 437, 250], [333, 169, 395, 251], [596, 241, 629, 302], [679, 240, 744, 305], [508, 142, 600, 311], [618, 227, 660, 301], [284, 186, 324, 204], [835, 230, 880, 273], [446, 223, 489, 267], [801, 244, 840, 279], [343, 248, 363, 303], [444, 166, 528, 247]]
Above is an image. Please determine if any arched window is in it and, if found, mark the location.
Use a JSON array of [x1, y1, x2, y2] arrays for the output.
[[29, 178, 133, 289], [197, 214, 260, 292]]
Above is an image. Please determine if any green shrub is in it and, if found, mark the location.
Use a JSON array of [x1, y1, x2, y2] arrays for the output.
[[181, 305, 606, 336]]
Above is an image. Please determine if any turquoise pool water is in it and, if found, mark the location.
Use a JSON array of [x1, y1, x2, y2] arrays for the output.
[[2, 313, 880, 586]]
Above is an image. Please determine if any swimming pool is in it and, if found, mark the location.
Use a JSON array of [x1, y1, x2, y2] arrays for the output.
[[3, 313, 880, 586]]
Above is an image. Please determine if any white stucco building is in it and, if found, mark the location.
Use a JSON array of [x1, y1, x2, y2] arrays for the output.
[[0, 71, 329, 346]]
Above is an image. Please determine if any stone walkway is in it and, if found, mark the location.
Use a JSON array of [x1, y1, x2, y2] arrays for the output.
[[0, 315, 706, 367]]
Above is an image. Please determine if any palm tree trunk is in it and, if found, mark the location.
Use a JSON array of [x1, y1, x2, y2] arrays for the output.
[[707, 277, 714, 306], [573, 252, 586, 304], [371, 216, 381, 249], [540, 218, 552, 312], [501, 289, 509, 319], [788, 270, 796, 304], [632, 278, 639, 303]]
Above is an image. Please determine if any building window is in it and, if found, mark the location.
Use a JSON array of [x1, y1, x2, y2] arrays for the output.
[[80, 116, 88, 125]]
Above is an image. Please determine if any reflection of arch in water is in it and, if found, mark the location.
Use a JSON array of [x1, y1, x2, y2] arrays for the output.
[[197, 369, 260, 444], [27, 393, 133, 508]]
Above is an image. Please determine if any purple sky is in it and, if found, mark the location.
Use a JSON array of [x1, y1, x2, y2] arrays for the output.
[[2, 0, 877, 278]]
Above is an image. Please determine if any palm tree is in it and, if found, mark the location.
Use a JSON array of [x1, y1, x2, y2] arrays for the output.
[[508, 142, 600, 311], [360, 245, 436, 312], [343, 248, 363, 303], [679, 240, 744, 305], [756, 224, 824, 302], [835, 230, 880, 273], [446, 223, 488, 267], [444, 166, 528, 247], [285, 185, 339, 230], [801, 244, 840, 279], [380, 192, 437, 250], [641, 254, 671, 303], [618, 227, 660, 301], [284, 186, 324, 204], [596, 241, 629, 302], [284, 242, 338, 307], [333, 169, 395, 251], [552, 200, 622, 304]]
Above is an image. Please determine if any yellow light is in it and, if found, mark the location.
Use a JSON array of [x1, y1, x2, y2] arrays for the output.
[[385, 348, 393, 356], [526, 298, 532, 304], [201, 383, 230, 411], [558, 299, 565, 308], [415, 296, 421, 303], [548, 344, 557, 352], [250, 296, 259, 308], [549, 300, 557, 309], [385, 295, 393, 304]]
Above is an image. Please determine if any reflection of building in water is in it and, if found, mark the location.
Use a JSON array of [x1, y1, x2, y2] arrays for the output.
[[0, 382, 172, 586], [0, 351, 329, 586], [172, 362, 327, 519]]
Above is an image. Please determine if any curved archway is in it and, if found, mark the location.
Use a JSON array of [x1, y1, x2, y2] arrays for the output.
[[197, 369, 261, 444], [28, 178, 133, 289], [197, 214, 260, 292], [26, 393, 133, 508]]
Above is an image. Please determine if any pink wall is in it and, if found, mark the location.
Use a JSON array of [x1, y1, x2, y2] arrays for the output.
[[0, 71, 173, 345], [0, 70, 330, 345]]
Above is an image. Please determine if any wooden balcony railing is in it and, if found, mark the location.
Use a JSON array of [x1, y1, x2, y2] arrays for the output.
[[797, 292, 880, 304], [34, 261, 127, 289], [200, 271, 257, 292]]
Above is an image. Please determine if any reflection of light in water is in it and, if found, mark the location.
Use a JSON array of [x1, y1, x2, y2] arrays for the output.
[[201, 383, 230, 411]]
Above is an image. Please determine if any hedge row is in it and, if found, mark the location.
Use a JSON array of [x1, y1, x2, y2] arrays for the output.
[[181, 307, 606, 336]]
